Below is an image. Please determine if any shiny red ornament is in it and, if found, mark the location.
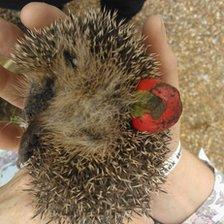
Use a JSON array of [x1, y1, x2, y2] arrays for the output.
[[131, 79, 182, 133]]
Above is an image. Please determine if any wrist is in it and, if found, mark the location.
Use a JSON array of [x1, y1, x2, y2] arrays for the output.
[[166, 122, 180, 157], [150, 148, 215, 223]]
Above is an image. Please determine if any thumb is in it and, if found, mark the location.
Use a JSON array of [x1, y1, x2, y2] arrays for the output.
[[142, 15, 179, 90], [142, 15, 180, 153]]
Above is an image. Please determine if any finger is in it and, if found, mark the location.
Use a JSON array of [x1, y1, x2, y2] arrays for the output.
[[20, 2, 66, 30], [0, 65, 25, 108], [142, 15, 179, 90], [0, 18, 23, 58], [0, 122, 23, 151]]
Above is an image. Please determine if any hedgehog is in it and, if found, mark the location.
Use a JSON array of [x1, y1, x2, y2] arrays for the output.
[[0, 7, 25, 31], [11, 9, 174, 224]]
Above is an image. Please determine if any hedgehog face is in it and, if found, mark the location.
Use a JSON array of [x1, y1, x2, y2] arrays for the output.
[[15, 12, 158, 165], [13, 10, 171, 224], [18, 36, 129, 164]]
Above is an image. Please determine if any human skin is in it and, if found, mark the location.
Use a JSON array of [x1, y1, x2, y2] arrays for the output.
[[0, 2, 214, 224]]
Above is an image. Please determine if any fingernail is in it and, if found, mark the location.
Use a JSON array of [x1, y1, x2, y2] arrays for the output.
[[160, 17, 167, 41]]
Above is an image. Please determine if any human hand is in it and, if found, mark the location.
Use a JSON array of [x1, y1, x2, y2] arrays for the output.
[[0, 169, 47, 224], [142, 15, 215, 224], [0, 3, 180, 224]]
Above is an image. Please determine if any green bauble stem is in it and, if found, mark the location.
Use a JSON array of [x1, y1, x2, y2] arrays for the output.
[[131, 91, 165, 119]]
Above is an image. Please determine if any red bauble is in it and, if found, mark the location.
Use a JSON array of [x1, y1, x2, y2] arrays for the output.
[[131, 79, 182, 133]]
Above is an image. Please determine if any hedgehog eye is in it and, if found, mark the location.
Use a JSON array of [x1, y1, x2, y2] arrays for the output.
[[63, 50, 77, 68]]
